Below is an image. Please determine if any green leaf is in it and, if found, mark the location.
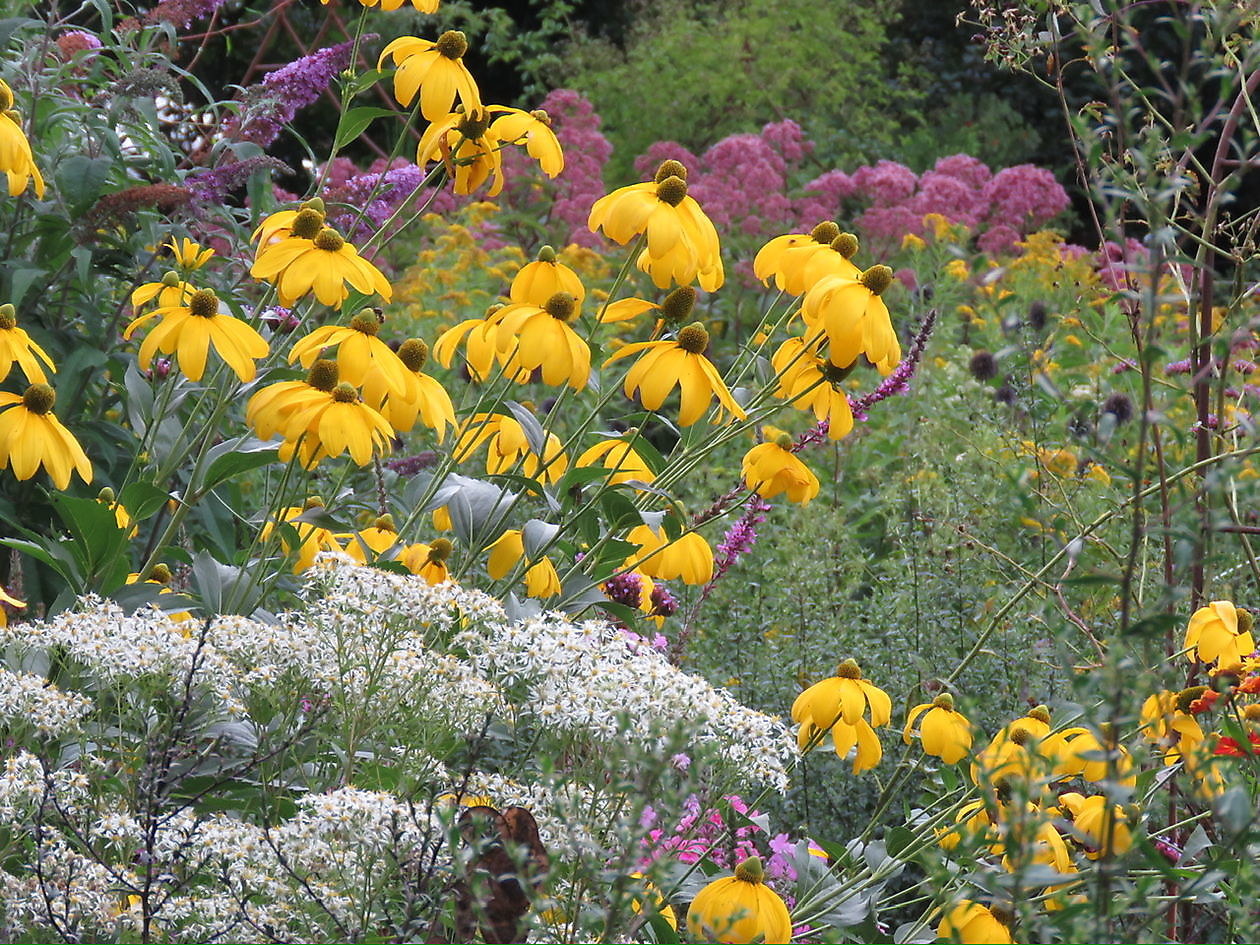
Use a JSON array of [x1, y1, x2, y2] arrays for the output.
[[192, 437, 279, 498], [55, 155, 113, 216], [7, 267, 45, 308], [333, 106, 397, 151], [119, 481, 172, 522]]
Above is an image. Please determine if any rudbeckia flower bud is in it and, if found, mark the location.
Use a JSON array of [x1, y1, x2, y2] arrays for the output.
[[859, 264, 894, 295], [831, 232, 859, 258], [659, 286, 696, 325], [145, 563, 173, 585], [811, 220, 840, 244], [537, 244, 557, 263], [301, 196, 325, 214], [676, 322, 709, 354], [97, 486, 116, 503], [160, 270, 182, 287], [398, 338, 429, 371], [306, 359, 340, 392], [655, 175, 688, 206], [349, 309, 383, 335], [655, 159, 688, 183], [434, 29, 469, 59]]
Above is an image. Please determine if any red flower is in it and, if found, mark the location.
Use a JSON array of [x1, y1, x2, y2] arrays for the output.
[[1213, 732, 1260, 757]]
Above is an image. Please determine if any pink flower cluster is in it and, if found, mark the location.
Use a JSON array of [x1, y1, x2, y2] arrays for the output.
[[638, 794, 799, 886], [816, 156, 1070, 256]]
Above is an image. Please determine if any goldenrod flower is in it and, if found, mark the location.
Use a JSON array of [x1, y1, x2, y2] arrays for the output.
[[126, 287, 268, 383], [937, 901, 1014, 945], [801, 264, 901, 374], [362, 338, 455, 440], [399, 537, 454, 585], [378, 31, 482, 121], [904, 692, 974, 764], [262, 497, 344, 573], [165, 237, 214, 269], [489, 106, 564, 177], [770, 334, 854, 440], [741, 432, 819, 505], [626, 523, 712, 585], [281, 381, 395, 468], [250, 225, 392, 308], [0, 303, 55, 384], [754, 223, 860, 295], [0, 79, 45, 198], [686, 856, 791, 945], [589, 160, 723, 291], [575, 437, 655, 486], [289, 309, 410, 395], [453, 412, 568, 483], [0, 383, 92, 489], [416, 106, 506, 196], [1185, 600, 1255, 666], [490, 291, 591, 390], [486, 528, 561, 598], [1056, 792, 1132, 859], [510, 246, 585, 310], [603, 322, 746, 426]]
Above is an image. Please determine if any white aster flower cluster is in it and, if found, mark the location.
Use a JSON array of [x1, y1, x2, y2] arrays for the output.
[[0, 668, 93, 735], [0, 751, 89, 825], [460, 611, 796, 792]]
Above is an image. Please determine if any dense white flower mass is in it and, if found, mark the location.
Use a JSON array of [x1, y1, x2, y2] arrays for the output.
[[0, 560, 797, 941], [0, 669, 93, 735]]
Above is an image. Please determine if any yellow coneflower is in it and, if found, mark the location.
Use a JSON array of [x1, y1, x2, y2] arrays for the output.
[[251, 224, 392, 308], [509, 246, 585, 311], [488, 106, 564, 177], [575, 437, 655, 487], [792, 658, 891, 772], [489, 291, 591, 391], [129, 272, 194, 330], [801, 264, 901, 375], [261, 497, 345, 573], [0, 303, 56, 384], [452, 412, 568, 483], [378, 30, 482, 121], [687, 856, 791, 944], [0, 79, 45, 198], [741, 432, 819, 505], [937, 901, 1014, 945], [603, 321, 746, 426], [289, 309, 409, 396], [626, 523, 712, 585], [754, 223, 861, 295], [247, 359, 342, 443], [433, 309, 511, 382], [903, 692, 974, 764], [327, 0, 439, 9], [0, 383, 92, 489], [486, 528, 561, 598], [361, 338, 455, 440], [281, 381, 395, 468], [770, 334, 855, 440], [589, 160, 723, 291], [125, 287, 268, 383], [416, 106, 506, 196], [164, 237, 214, 270], [399, 537, 454, 585], [344, 514, 403, 562]]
